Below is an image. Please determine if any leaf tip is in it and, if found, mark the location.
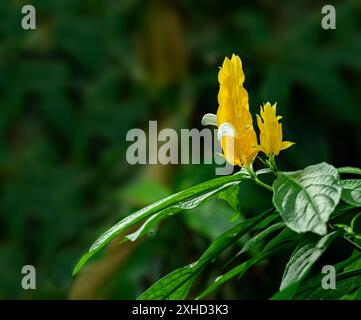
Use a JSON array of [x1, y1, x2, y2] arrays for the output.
[[72, 252, 91, 276]]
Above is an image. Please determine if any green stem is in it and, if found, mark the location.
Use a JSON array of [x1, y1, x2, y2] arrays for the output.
[[329, 223, 361, 253], [337, 167, 361, 176], [254, 177, 273, 192], [245, 164, 256, 179], [246, 163, 273, 192], [351, 211, 361, 231], [269, 155, 278, 172], [257, 156, 268, 167], [344, 236, 361, 253]]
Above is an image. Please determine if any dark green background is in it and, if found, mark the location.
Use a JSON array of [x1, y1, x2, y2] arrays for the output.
[[0, 0, 360, 299]]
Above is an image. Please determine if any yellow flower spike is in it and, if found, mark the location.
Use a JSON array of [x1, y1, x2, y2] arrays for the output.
[[256, 102, 294, 156], [215, 54, 258, 167]]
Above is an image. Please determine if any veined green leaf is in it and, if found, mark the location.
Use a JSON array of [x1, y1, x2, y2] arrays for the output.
[[341, 179, 361, 207], [273, 162, 342, 235], [73, 173, 247, 275], [138, 209, 271, 300], [280, 230, 341, 291]]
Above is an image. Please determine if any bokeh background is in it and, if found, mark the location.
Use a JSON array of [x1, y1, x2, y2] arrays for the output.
[[1, 0, 360, 299]]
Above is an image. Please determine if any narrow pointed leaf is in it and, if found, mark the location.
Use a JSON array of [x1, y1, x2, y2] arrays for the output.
[[238, 222, 284, 255], [125, 182, 236, 242], [197, 226, 299, 299], [138, 210, 271, 300], [73, 173, 246, 275]]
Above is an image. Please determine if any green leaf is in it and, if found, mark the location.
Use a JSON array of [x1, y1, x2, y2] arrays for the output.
[[125, 182, 236, 242], [185, 199, 240, 240], [73, 173, 246, 275], [197, 226, 298, 299], [298, 270, 361, 300], [344, 251, 361, 272], [341, 180, 361, 207], [338, 167, 361, 176], [198, 242, 293, 299], [218, 184, 242, 212], [237, 222, 285, 255], [138, 209, 271, 300], [222, 214, 281, 269], [273, 162, 342, 235], [270, 282, 300, 300], [280, 230, 340, 291], [196, 211, 276, 268], [352, 286, 361, 300], [294, 250, 361, 299], [137, 266, 199, 300], [263, 227, 301, 251], [331, 202, 355, 219]]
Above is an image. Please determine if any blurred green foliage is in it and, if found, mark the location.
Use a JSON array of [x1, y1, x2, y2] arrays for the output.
[[0, 0, 360, 299]]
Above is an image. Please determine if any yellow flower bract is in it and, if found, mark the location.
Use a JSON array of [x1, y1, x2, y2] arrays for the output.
[[256, 102, 294, 156], [216, 54, 258, 167], [214, 54, 294, 167]]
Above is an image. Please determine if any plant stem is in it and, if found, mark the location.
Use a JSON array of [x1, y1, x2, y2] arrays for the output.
[[343, 236, 361, 253], [351, 211, 361, 231], [254, 177, 273, 192], [246, 164, 273, 192], [269, 155, 278, 172], [257, 156, 268, 167], [337, 167, 361, 176], [329, 223, 361, 253]]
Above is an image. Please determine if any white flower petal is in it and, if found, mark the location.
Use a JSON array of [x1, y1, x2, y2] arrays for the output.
[[201, 113, 217, 126], [217, 122, 236, 141]]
